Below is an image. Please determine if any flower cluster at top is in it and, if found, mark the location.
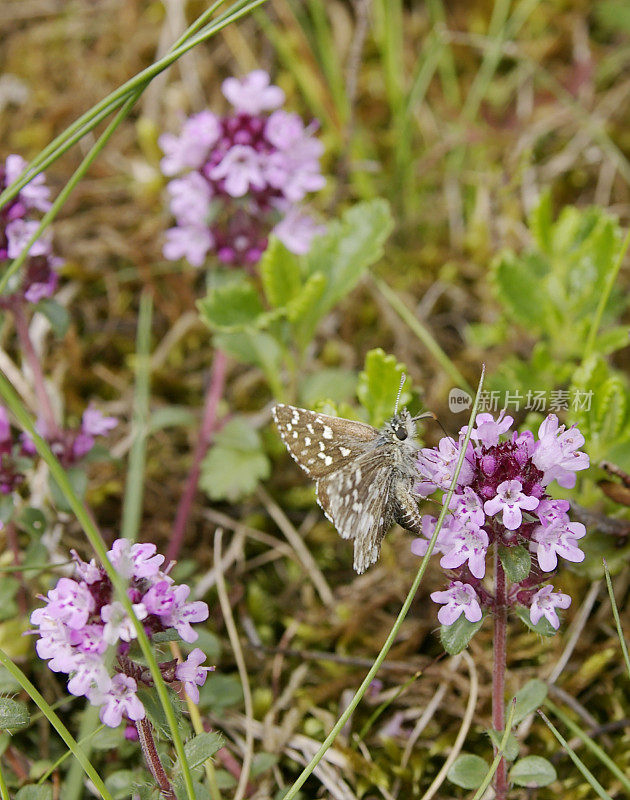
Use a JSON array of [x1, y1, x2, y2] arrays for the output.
[[159, 70, 325, 268], [30, 539, 212, 728], [0, 155, 62, 305], [413, 413, 589, 631], [0, 404, 117, 494]]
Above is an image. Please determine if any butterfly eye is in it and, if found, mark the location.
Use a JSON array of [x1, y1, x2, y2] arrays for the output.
[[395, 426, 408, 441]]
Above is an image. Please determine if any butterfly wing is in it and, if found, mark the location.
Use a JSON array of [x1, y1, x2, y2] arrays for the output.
[[272, 404, 377, 478], [317, 448, 397, 574]]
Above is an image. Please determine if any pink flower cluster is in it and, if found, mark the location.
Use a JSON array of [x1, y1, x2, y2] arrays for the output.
[[30, 539, 212, 728], [413, 413, 589, 631], [0, 155, 61, 304], [160, 70, 325, 267], [20, 404, 118, 467]]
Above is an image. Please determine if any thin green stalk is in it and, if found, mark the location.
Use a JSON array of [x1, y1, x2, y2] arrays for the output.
[[545, 699, 630, 794], [0, 758, 10, 800], [0, 0, 265, 208], [282, 366, 486, 800], [538, 711, 613, 800], [583, 230, 630, 362], [37, 724, 106, 785], [0, 651, 113, 800], [603, 559, 630, 679], [65, 705, 102, 800], [305, 0, 349, 122], [121, 291, 153, 543], [355, 670, 421, 744], [373, 276, 473, 393], [426, 0, 461, 107], [471, 699, 516, 800], [0, 371, 196, 800]]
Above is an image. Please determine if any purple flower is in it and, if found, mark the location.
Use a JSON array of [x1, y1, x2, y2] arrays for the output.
[[81, 406, 118, 437], [164, 585, 209, 643], [107, 540, 164, 580], [5, 155, 51, 212], [44, 578, 95, 630], [143, 580, 175, 616], [468, 411, 514, 448], [67, 654, 110, 697], [440, 521, 489, 579], [529, 585, 571, 629], [92, 674, 145, 728], [483, 480, 539, 531], [6, 219, 51, 259], [431, 582, 482, 626], [163, 225, 214, 267], [532, 415, 589, 488], [101, 601, 148, 645], [416, 436, 474, 495], [410, 514, 458, 557], [0, 407, 10, 442], [221, 70, 285, 114], [531, 519, 586, 571], [535, 498, 570, 527], [159, 111, 221, 176], [167, 172, 212, 226], [175, 647, 214, 703], [209, 145, 265, 197], [448, 487, 485, 527]]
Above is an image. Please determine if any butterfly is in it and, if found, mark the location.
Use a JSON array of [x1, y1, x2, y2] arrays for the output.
[[272, 392, 433, 573]]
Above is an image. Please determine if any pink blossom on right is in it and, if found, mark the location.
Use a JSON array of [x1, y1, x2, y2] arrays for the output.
[[529, 585, 572, 630]]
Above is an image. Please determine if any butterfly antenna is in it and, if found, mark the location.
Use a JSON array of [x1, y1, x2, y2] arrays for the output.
[[394, 373, 406, 414], [413, 410, 450, 439]]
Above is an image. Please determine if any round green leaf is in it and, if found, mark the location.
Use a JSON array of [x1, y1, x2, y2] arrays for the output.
[[499, 544, 531, 582], [0, 697, 29, 731], [440, 614, 484, 655], [447, 754, 489, 789], [509, 755, 557, 787], [511, 679, 548, 724]]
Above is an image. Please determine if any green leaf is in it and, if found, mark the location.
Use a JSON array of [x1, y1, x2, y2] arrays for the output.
[[488, 729, 520, 761], [36, 299, 70, 338], [183, 731, 224, 769], [286, 272, 326, 324], [0, 577, 19, 622], [214, 330, 282, 373], [499, 545, 531, 583], [197, 279, 264, 331], [515, 605, 557, 637], [0, 697, 29, 731], [200, 417, 270, 503], [299, 368, 357, 407], [251, 752, 278, 777], [198, 673, 243, 712], [16, 786, 53, 800], [260, 236, 302, 308], [509, 755, 557, 787], [492, 251, 551, 329], [446, 754, 489, 789], [357, 348, 411, 427], [104, 770, 142, 800], [149, 406, 197, 433], [0, 495, 14, 525], [530, 191, 553, 254], [49, 468, 88, 513], [511, 679, 548, 724], [440, 614, 484, 655], [18, 507, 47, 538], [593, 325, 630, 356]]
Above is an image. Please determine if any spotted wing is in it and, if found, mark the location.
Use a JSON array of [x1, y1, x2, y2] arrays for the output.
[[316, 448, 397, 574], [272, 404, 377, 479]]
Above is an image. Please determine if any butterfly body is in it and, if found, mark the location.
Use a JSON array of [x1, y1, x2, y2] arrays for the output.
[[272, 404, 425, 573]]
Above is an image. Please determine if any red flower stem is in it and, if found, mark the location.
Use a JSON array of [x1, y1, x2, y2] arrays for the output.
[[493, 547, 508, 800], [13, 306, 59, 438], [166, 349, 227, 563], [136, 717, 176, 800]]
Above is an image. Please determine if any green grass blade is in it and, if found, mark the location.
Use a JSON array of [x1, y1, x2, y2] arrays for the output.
[[426, 0, 461, 107], [538, 711, 614, 800], [603, 559, 630, 679], [121, 291, 153, 543], [373, 276, 473, 393], [0, 650, 113, 800], [281, 366, 486, 800], [545, 699, 630, 794], [0, 756, 10, 800], [38, 724, 106, 786], [0, 371, 196, 800]]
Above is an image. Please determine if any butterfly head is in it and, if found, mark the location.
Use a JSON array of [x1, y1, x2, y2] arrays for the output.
[[384, 407, 417, 445]]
